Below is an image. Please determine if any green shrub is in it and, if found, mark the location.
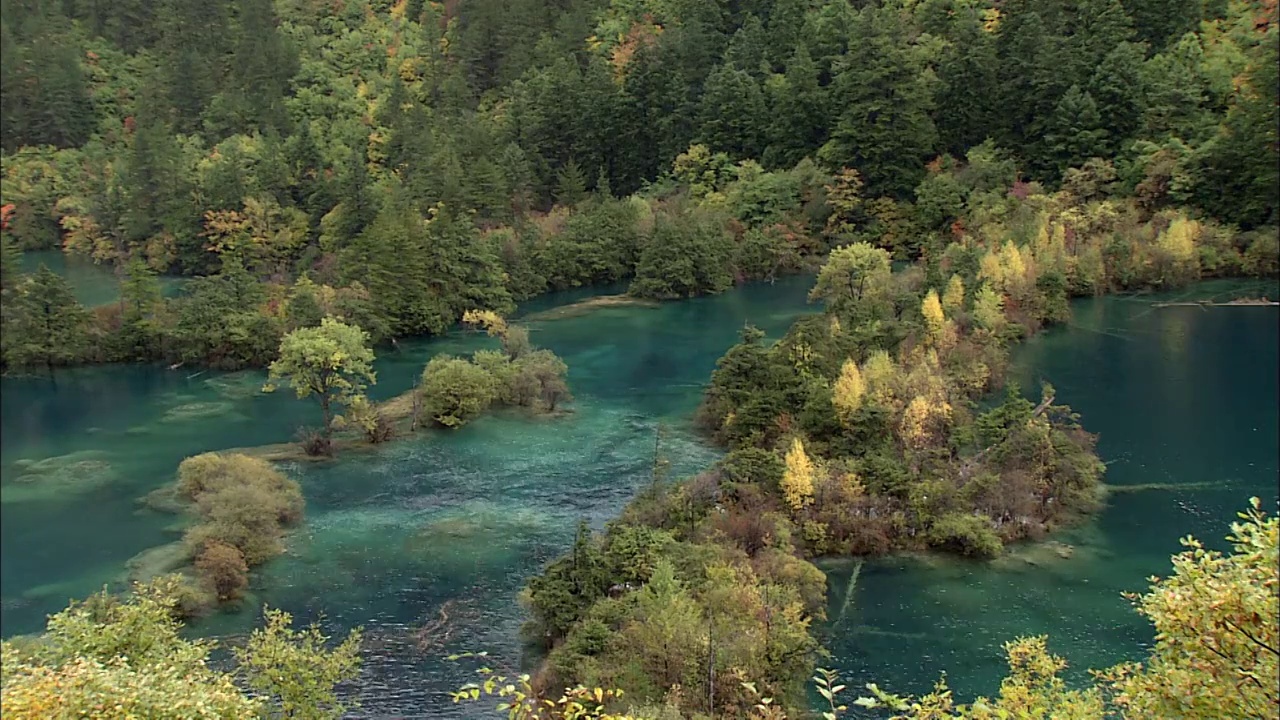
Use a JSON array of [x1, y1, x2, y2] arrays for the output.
[[194, 543, 249, 601], [419, 355, 498, 428], [925, 513, 1003, 558]]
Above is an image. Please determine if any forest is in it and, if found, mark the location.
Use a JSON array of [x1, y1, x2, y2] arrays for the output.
[[1, 0, 1276, 372], [0, 0, 1277, 717]]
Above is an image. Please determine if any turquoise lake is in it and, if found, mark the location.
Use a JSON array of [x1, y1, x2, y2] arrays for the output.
[[1, 273, 1277, 716]]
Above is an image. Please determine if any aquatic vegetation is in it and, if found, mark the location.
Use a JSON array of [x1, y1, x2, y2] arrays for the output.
[[2, 452, 117, 504], [419, 315, 572, 429], [160, 401, 237, 423], [202, 371, 267, 401], [127, 453, 307, 616], [522, 295, 660, 321], [123, 542, 192, 585]]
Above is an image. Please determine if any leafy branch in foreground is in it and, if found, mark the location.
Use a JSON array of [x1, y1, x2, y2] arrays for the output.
[[448, 652, 634, 720]]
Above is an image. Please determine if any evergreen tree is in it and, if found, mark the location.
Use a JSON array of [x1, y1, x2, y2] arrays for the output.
[[934, 8, 999, 155], [215, 0, 297, 136], [5, 265, 92, 370], [1086, 42, 1147, 156], [818, 5, 938, 198], [697, 64, 767, 159], [1193, 32, 1280, 229], [762, 44, 826, 169], [994, 7, 1065, 170], [1122, 0, 1201, 51], [116, 258, 163, 359], [554, 159, 588, 207], [1040, 85, 1110, 179]]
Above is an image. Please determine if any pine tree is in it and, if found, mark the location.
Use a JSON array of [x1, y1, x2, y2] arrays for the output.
[[1193, 32, 1279, 229], [1087, 42, 1147, 156], [934, 8, 999, 155], [697, 63, 767, 159], [554, 159, 588, 207], [762, 44, 826, 168], [6, 265, 92, 370], [818, 5, 938, 198], [1122, 0, 1202, 51], [1039, 85, 1110, 179]]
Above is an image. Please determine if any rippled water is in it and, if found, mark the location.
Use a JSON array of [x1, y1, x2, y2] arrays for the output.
[[2, 275, 1276, 716], [1, 276, 818, 716]]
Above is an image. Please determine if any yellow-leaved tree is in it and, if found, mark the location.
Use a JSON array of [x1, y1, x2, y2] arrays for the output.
[[942, 274, 965, 317], [832, 359, 866, 426], [1098, 496, 1278, 718], [900, 395, 952, 451], [921, 289, 946, 346], [862, 350, 898, 407], [781, 438, 816, 511]]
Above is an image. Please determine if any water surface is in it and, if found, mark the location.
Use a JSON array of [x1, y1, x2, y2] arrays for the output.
[[1, 276, 818, 715], [2, 275, 1276, 716], [825, 279, 1280, 701]]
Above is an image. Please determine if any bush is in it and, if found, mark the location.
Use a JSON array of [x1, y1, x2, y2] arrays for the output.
[[296, 426, 332, 456], [194, 543, 249, 601], [175, 453, 304, 569], [176, 453, 301, 512], [420, 355, 498, 428], [925, 513, 1003, 558], [345, 395, 394, 443]]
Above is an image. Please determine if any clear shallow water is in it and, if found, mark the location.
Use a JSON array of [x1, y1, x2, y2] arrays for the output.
[[2, 275, 1277, 716], [0, 275, 818, 716], [825, 278, 1280, 702]]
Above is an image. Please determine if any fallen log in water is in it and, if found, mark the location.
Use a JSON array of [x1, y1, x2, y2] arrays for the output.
[[1152, 297, 1278, 308]]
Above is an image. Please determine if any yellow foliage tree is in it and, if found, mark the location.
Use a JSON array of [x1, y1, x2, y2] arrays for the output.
[[462, 309, 508, 337], [900, 395, 952, 451], [972, 284, 1006, 333], [1158, 217, 1200, 264], [978, 249, 1006, 291], [862, 350, 898, 405], [856, 499, 1277, 720], [781, 438, 816, 511], [921, 289, 946, 345], [832, 359, 866, 425], [1098, 497, 1277, 718], [1157, 217, 1202, 284], [1000, 241, 1027, 286], [942, 275, 965, 317]]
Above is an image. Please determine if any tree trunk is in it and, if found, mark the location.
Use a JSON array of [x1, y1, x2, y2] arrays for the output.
[[320, 394, 333, 439]]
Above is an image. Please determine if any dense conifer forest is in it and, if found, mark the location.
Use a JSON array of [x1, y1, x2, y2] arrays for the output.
[[0, 0, 1277, 717], [1, 0, 1276, 372]]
